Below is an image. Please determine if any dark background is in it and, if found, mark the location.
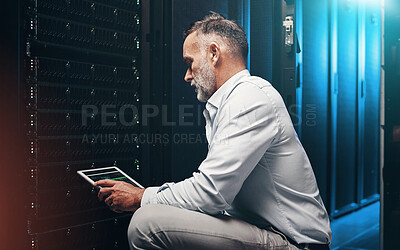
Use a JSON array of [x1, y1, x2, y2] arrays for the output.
[[1, 0, 399, 249]]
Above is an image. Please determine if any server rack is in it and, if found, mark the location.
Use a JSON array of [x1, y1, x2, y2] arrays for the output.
[[383, 0, 400, 248], [300, 0, 381, 217], [21, 0, 142, 248]]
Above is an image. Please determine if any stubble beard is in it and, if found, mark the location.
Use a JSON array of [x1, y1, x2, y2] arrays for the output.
[[191, 60, 217, 102]]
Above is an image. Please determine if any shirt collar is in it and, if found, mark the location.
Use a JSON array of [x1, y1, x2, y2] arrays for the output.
[[206, 69, 250, 110]]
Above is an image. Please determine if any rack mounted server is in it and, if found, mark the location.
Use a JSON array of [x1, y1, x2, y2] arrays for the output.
[[22, 0, 142, 248]]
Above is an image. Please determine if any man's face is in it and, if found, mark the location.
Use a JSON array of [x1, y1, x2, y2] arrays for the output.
[[183, 33, 217, 102]]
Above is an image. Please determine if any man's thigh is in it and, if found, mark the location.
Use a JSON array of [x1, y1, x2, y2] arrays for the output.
[[128, 204, 298, 250]]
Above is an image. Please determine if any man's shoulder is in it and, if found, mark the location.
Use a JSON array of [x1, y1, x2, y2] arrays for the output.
[[242, 75, 272, 90], [227, 76, 273, 103], [217, 76, 276, 116]]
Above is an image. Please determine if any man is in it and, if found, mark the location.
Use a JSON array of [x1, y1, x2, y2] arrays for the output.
[[95, 12, 332, 249]]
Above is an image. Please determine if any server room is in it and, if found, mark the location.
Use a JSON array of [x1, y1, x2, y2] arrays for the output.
[[1, 0, 399, 249]]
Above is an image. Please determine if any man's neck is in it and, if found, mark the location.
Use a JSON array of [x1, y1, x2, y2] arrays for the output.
[[215, 64, 246, 90]]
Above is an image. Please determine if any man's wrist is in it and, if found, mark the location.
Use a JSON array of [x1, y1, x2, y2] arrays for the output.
[[137, 188, 145, 205]]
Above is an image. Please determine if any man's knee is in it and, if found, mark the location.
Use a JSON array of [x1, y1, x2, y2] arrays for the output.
[[127, 204, 172, 249], [128, 205, 155, 247]]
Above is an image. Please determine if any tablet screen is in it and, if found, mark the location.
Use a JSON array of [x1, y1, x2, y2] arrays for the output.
[[80, 167, 141, 187]]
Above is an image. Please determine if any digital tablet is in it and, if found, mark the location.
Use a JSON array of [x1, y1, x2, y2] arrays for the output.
[[77, 166, 144, 188]]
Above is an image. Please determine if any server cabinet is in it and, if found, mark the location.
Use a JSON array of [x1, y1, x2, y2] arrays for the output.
[[19, 0, 143, 248], [363, 1, 380, 202], [301, 0, 381, 217], [301, 0, 330, 204], [383, 0, 400, 249], [332, 0, 381, 216], [271, 0, 299, 132], [335, 0, 359, 214], [250, 0, 273, 82]]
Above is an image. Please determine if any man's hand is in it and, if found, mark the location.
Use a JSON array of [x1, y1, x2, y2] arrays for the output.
[[94, 179, 145, 213]]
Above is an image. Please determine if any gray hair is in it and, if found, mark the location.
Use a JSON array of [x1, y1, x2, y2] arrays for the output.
[[184, 12, 248, 62]]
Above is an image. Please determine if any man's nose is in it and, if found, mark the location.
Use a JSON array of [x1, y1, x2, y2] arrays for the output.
[[184, 69, 193, 82]]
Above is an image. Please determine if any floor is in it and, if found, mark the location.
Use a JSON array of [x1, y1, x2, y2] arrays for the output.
[[330, 202, 380, 250]]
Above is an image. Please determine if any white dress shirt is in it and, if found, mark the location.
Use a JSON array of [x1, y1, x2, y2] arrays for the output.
[[141, 70, 332, 244]]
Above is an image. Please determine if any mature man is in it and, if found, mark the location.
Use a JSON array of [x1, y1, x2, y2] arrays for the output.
[[95, 12, 332, 250]]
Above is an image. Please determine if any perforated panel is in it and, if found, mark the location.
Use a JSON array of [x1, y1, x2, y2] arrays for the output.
[[335, 0, 358, 210], [22, 0, 142, 248], [363, 3, 380, 199], [301, 0, 329, 202]]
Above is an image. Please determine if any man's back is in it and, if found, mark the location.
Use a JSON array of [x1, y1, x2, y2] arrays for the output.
[[215, 72, 332, 244]]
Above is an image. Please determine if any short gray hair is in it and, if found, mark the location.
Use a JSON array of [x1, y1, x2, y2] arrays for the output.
[[184, 12, 248, 62]]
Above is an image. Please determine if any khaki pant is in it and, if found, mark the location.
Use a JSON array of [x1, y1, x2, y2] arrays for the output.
[[128, 204, 299, 250]]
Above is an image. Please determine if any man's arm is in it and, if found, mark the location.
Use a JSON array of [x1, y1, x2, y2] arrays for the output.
[[95, 86, 279, 215], [142, 87, 279, 214]]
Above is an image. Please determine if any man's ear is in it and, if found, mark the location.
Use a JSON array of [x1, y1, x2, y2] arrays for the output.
[[209, 42, 221, 66]]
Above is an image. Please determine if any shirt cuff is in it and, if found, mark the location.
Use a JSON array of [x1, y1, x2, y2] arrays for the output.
[[140, 186, 160, 207]]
